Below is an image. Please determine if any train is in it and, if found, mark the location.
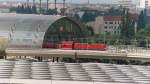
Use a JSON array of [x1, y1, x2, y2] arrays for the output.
[[43, 41, 107, 51]]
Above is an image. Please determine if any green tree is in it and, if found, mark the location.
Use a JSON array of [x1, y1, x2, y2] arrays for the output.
[[81, 11, 96, 23], [120, 8, 135, 43], [45, 9, 57, 15], [39, 0, 42, 14], [10, 5, 38, 14], [20, 5, 25, 13], [73, 14, 80, 21], [16, 5, 22, 13], [60, 8, 66, 15], [138, 10, 146, 29], [40, 8, 45, 14], [107, 7, 123, 16], [135, 24, 150, 46], [9, 7, 16, 13], [32, 6, 37, 14], [85, 26, 94, 36]]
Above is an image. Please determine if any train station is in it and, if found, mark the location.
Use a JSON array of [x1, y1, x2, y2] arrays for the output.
[[0, 0, 150, 84], [0, 13, 149, 61]]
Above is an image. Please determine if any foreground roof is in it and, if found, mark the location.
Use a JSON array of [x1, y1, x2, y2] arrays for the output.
[[0, 60, 150, 84]]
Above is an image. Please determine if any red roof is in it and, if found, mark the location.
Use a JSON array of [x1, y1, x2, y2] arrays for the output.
[[104, 16, 122, 21], [0, 5, 10, 9]]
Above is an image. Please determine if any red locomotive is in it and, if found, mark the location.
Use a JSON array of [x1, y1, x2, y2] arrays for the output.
[[43, 41, 107, 51]]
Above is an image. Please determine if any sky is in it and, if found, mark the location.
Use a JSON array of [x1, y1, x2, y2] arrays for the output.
[[0, 0, 139, 4]]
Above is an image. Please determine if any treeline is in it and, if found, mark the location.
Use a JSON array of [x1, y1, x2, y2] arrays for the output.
[[9, 5, 57, 15], [80, 7, 149, 46], [62, 58, 150, 65], [10, 5, 37, 14]]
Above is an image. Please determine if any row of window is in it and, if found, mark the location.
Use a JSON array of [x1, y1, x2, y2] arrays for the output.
[[104, 26, 120, 29], [105, 21, 120, 24], [105, 31, 120, 35]]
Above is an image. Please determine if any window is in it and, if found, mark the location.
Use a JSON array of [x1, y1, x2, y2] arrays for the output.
[[109, 21, 113, 24], [114, 31, 116, 34], [113, 26, 115, 28], [105, 21, 108, 24], [104, 26, 107, 29], [23, 39, 32, 43]]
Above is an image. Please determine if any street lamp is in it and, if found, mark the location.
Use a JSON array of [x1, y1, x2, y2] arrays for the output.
[[134, 22, 137, 45], [104, 32, 106, 44]]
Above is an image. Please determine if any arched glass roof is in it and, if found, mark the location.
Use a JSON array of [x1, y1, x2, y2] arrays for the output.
[[0, 13, 63, 32], [0, 13, 84, 48]]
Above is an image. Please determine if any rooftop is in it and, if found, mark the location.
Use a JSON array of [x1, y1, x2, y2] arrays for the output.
[[0, 60, 150, 84], [104, 16, 122, 21]]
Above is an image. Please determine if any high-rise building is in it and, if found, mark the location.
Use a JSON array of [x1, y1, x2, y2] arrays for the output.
[[145, 0, 149, 8], [118, 0, 138, 14], [140, 0, 150, 8], [118, 0, 132, 8]]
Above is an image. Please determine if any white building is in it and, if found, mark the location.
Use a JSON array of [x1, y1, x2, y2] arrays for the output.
[[118, 0, 139, 14], [139, 0, 150, 8], [87, 16, 122, 35], [118, 0, 133, 8]]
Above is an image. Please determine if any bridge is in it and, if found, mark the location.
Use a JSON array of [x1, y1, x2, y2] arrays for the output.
[[5, 47, 150, 61]]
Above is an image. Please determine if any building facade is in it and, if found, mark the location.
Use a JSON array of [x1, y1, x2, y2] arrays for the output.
[[140, 0, 150, 8], [87, 16, 122, 35], [104, 16, 122, 35], [118, 0, 132, 8]]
